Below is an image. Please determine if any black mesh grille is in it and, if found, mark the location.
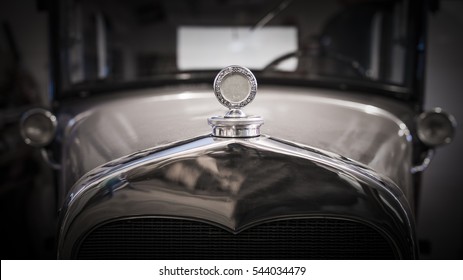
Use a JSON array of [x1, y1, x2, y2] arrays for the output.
[[76, 218, 397, 259]]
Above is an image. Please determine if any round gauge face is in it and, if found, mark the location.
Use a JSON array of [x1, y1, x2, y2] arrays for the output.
[[213, 65, 257, 109], [220, 73, 251, 103]]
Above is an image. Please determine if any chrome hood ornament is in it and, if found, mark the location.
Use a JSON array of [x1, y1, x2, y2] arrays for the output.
[[208, 65, 264, 137]]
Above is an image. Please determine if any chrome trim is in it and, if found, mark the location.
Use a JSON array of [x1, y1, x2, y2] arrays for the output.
[[40, 148, 62, 170], [411, 149, 434, 174], [208, 115, 264, 138], [58, 134, 416, 258], [20, 108, 58, 147]]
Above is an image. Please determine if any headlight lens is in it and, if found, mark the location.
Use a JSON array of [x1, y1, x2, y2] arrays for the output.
[[20, 108, 57, 147], [417, 108, 456, 147]]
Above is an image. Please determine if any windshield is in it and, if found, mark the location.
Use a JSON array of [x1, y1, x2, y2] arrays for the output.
[[59, 0, 413, 94]]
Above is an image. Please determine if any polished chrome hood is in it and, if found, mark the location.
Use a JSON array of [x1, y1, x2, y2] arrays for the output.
[[58, 134, 416, 258], [58, 85, 414, 199]]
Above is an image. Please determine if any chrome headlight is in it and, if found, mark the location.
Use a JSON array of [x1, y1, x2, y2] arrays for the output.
[[417, 108, 456, 147], [20, 108, 57, 147]]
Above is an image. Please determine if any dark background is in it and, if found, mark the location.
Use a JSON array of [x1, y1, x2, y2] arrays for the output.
[[418, 0, 463, 259], [0, 0, 462, 259]]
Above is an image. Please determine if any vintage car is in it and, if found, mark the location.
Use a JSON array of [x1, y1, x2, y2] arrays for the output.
[[19, 0, 456, 259]]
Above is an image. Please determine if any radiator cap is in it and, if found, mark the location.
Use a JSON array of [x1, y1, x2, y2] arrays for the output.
[[208, 65, 264, 138]]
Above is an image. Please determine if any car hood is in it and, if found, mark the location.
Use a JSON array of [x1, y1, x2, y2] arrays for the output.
[[58, 84, 414, 201]]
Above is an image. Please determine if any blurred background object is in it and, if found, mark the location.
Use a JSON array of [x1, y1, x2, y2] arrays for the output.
[[0, 0, 55, 259]]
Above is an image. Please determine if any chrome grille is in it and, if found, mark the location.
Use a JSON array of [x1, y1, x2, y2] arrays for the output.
[[76, 218, 398, 259]]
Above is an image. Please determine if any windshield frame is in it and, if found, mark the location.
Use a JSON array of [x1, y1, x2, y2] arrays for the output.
[[47, 0, 427, 106]]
